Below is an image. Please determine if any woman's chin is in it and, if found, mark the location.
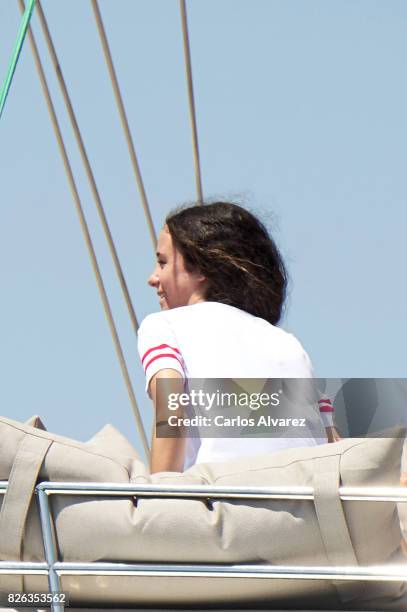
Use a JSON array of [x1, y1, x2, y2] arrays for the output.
[[159, 296, 169, 310]]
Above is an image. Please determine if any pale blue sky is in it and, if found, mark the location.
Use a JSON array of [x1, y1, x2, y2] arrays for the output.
[[1, 0, 406, 461]]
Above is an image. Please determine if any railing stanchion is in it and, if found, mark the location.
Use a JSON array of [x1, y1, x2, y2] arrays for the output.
[[36, 486, 65, 612]]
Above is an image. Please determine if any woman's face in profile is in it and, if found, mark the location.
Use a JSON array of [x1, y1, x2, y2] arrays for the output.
[[148, 226, 206, 310]]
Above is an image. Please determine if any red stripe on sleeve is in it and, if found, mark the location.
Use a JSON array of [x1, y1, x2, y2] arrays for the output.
[[144, 352, 185, 375], [318, 403, 334, 413], [142, 343, 181, 366], [318, 398, 334, 412]]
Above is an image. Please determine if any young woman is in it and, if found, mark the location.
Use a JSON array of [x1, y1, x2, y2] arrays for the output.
[[137, 201, 339, 473]]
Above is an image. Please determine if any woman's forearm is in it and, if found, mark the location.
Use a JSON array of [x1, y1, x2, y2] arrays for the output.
[[150, 427, 186, 473], [149, 368, 187, 473], [325, 425, 342, 443]]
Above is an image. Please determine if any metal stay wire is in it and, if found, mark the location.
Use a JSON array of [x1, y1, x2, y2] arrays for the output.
[[17, 0, 149, 458], [33, 0, 140, 336], [91, 0, 156, 247], [179, 0, 204, 205], [0, 0, 36, 119]]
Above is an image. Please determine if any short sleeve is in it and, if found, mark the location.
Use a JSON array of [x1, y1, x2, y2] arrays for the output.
[[137, 313, 186, 394]]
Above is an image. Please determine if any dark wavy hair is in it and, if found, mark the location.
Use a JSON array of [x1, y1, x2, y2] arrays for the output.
[[165, 201, 288, 325]]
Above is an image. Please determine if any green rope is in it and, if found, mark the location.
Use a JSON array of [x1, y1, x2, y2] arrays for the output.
[[0, 0, 36, 120]]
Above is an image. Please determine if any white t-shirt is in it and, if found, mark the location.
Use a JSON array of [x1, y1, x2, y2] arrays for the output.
[[137, 301, 332, 469]]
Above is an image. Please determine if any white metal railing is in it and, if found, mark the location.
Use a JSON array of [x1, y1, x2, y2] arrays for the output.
[[0, 480, 407, 612]]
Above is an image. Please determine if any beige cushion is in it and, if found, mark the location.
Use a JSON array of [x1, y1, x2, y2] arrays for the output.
[[0, 415, 406, 610]]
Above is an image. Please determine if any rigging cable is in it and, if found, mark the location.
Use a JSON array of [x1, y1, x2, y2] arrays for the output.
[[179, 0, 204, 205], [17, 0, 150, 458], [91, 0, 156, 247], [34, 0, 140, 336], [0, 0, 36, 119]]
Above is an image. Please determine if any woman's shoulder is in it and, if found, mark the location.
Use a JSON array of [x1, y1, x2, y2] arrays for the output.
[[140, 302, 303, 336], [138, 305, 200, 340], [139, 309, 167, 329], [139, 302, 308, 355], [139, 302, 229, 329], [139, 305, 192, 331]]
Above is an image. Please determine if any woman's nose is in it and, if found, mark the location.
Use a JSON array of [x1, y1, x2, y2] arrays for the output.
[[148, 271, 159, 287]]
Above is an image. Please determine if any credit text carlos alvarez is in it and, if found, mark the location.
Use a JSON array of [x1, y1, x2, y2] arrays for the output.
[[167, 415, 307, 428]]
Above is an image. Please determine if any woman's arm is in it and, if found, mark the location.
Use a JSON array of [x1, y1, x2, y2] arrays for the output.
[[148, 368, 187, 474], [325, 425, 342, 443]]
